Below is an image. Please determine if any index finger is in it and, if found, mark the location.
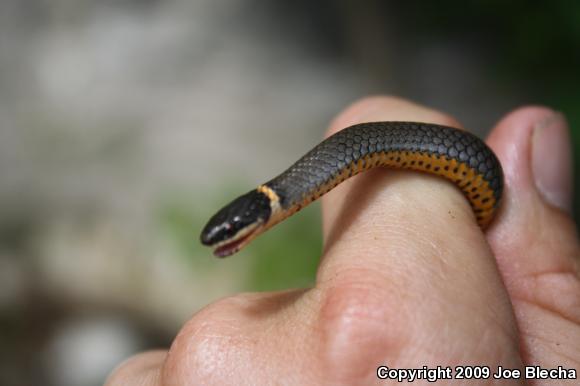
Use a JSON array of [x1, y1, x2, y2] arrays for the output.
[[314, 96, 521, 368]]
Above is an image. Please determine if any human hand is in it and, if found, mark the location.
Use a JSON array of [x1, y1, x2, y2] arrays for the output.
[[106, 96, 579, 385]]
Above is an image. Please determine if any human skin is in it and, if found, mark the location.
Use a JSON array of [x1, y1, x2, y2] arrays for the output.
[[106, 97, 579, 385]]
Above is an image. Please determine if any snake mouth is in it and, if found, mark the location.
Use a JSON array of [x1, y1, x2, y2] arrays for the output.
[[212, 222, 263, 258], [213, 233, 252, 257]]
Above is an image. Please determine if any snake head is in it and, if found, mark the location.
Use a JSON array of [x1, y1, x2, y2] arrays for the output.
[[200, 189, 272, 257]]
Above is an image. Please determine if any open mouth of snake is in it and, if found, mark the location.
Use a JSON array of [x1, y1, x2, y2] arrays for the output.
[[212, 222, 263, 258], [213, 233, 253, 257]]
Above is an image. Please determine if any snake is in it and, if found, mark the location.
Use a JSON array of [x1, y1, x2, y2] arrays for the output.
[[200, 121, 503, 257]]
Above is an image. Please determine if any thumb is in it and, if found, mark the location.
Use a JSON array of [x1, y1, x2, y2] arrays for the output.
[[486, 107, 580, 368]]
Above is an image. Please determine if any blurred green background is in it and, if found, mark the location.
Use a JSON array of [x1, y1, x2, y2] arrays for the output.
[[0, 1, 578, 385]]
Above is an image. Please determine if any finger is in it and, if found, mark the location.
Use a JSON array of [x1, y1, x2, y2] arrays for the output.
[[104, 350, 165, 386], [486, 106, 580, 367], [316, 96, 522, 372]]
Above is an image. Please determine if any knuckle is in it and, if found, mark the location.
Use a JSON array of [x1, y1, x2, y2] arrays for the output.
[[317, 283, 393, 346], [163, 294, 255, 383], [315, 275, 407, 377], [523, 269, 580, 324]]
